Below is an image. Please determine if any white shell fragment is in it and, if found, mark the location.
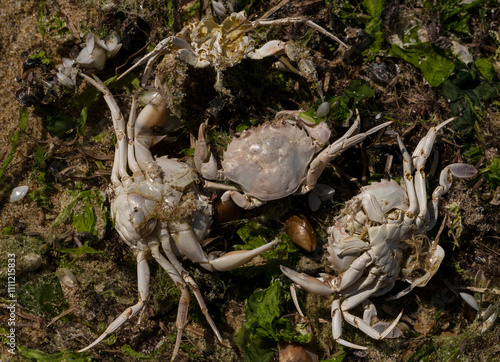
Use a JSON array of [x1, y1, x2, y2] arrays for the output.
[[10, 185, 29, 202], [309, 183, 335, 211], [56, 268, 79, 288], [56, 32, 122, 87], [460, 292, 479, 311], [482, 309, 498, 333]]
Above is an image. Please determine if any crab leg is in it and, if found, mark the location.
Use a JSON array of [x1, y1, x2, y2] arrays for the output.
[[427, 163, 477, 231], [206, 238, 279, 271], [245, 40, 287, 59], [339, 283, 403, 343], [302, 120, 393, 194], [393, 132, 418, 226], [159, 228, 225, 359], [149, 241, 190, 360], [194, 123, 219, 180], [280, 266, 335, 295], [220, 190, 265, 209], [126, 94, 146, 182], [412, 118, 455, 228], [78, 251, 150, 352], [290, 284, 307, 318], [252, 17, 348, 49], [117, 36, 195, 86], [80, 73, 130, 186], [170, 221, 277, 271]]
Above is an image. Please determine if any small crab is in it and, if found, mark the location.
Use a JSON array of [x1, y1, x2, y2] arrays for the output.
[[78, 74, 277, 360], [281, 118, 477, 349], [118, 11, 347, 94], [195, 111, 391, 209]]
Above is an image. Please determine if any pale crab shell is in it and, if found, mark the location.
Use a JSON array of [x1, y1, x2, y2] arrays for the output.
[[184, 11, 254, 71], [221, 122, 316, 201]]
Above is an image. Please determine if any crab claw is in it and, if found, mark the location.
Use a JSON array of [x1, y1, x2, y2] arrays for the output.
[[280, 265, 334, 295], [207, 238, 278, 271]]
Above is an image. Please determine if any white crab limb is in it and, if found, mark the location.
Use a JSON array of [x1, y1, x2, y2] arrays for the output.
[[280, 266, 334, 296], [150, 239, 193, 361], [342, 309, 403, 341], [207, 238, 278, 271], [118, 36, 194, 86], [194, 123, 219, 180], [245, 40, 286, 59], [427, 163, 477, 231], [159, 228, 225, 359], [79, 74, 129, 185], [171, 221, 277, 271], [252, 17, 348, 49], [78, 251, 150, 353], [290, 284, 306, 319], [221, 190, 265, 210], [302, 120, 393, 193], [412, 118, 456, 227], [331, 299, 343, 340]]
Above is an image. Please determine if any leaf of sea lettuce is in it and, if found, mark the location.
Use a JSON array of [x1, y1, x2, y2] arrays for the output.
[[390, 43, 455, 86], [362, 0, 386, 58], [17, 276, 66, 319], [482, 156, 500, 188], [299, 80, 375, 125], [234, 280, 311, 362]]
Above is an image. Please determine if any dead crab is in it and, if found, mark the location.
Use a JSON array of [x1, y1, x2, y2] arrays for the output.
[[78, 74, 277, 360], [281, 118, 477, 349], [194, 111, 391, 210], [118, 10, 347, 95]]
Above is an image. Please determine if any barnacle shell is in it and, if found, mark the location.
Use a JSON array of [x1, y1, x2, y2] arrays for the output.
[[285, 214, 317, 252]]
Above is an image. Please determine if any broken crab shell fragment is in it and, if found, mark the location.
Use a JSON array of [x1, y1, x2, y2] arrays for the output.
[[57, 33, 122, 87], [76, 34, 107, 70], [284, 214, 317, 252]]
